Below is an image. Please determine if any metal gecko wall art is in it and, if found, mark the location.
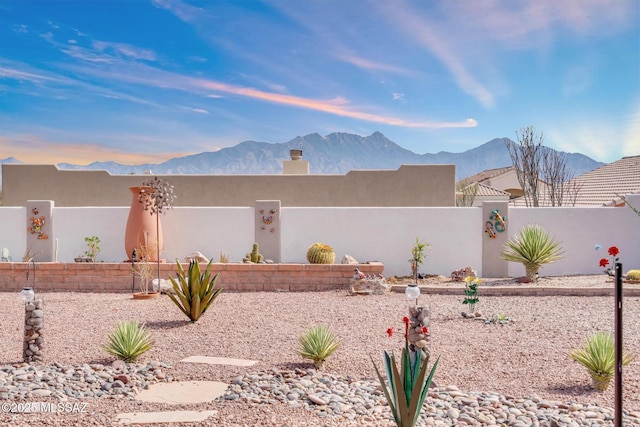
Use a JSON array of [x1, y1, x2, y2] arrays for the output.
[[485, 209, 506, 239]]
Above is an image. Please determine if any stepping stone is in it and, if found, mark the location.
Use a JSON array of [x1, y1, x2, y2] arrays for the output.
[[117, 410, 217, 425], [134, 381, 227, 404], [180, 355, 257, 367]]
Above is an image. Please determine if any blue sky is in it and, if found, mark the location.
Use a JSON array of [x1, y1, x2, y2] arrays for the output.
[[0, 0, 638, 166]]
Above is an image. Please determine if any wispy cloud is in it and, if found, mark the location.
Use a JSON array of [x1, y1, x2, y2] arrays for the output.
[[151, 0, 204, 23], [68, 61, 477, 129], [0, 65, 63, 84], [181, 106, 209, 115], [0, 134, 190, 165], [378, 2, 496, 109], [336, 54, 416, 76]]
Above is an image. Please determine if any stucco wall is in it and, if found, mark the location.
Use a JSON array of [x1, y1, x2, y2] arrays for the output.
[[1, 196, 638, 278], [2, 164, 456, 207]]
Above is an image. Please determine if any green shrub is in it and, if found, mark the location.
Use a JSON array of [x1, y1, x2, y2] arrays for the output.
[[103, 320, 154, 363], [501, 224, 563, 282], [168, 259, 223, 322], [296, 325, 340, 369], [570, 331, 635, 391]]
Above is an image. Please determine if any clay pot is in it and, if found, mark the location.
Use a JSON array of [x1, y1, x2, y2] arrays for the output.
[[132, 291, 160, 300], [124, 186, 163, 262]]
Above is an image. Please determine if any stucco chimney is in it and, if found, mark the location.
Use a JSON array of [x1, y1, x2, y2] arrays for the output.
[[283, 149, 309, 174]]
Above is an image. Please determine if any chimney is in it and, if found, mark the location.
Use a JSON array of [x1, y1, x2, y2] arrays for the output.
[[283, 149, 309, 174]]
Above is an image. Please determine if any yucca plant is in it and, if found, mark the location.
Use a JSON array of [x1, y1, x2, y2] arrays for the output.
[[168, 259, 223, 322], [296, 325, 340, 369], [371, 317, 439, 427], [570, 331, 635, 391], [501, 224, 563, 282], [103, 320, 154, 363]]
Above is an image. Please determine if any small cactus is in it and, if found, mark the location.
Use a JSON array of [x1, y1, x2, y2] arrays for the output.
[[243, 243, 264, 263], [307, 243, 335, 264], [626, 270, 640, 281]]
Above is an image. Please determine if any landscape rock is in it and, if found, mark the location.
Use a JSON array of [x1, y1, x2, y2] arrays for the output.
[[341, 254, 358, 265], [451, 266, 476, 282], [348, 278, 390, 295]]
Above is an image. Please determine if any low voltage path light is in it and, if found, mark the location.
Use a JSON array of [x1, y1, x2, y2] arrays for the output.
[[20, 287, 35, 303], [405, 283, 420, 306]]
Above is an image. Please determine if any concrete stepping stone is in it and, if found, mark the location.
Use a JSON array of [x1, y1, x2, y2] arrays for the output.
[[180, 355, 257, 367], [117, 410, 217, 424], [134, 381, 228, 404]]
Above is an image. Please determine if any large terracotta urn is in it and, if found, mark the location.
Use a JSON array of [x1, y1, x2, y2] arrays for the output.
[[124, 186, 163, 262]]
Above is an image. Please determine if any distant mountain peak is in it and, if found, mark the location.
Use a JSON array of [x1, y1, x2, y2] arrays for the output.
[[0, 132, 604, 185]]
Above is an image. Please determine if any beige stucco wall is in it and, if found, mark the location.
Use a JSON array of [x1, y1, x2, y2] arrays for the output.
[[2, 164, 456, 207]]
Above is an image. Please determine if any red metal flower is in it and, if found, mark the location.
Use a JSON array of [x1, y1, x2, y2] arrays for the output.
[[421, 326, 428, 334], [599, 258, 609, 268], [387, 327, 394, 338], [608, 246, 619, 257], [402, 316, 409, 324]]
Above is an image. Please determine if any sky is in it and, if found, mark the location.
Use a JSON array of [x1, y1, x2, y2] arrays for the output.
[[0, 0, 638, 166]]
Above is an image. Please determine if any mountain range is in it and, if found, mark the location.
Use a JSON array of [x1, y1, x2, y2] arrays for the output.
[[0, 132, 603, 185]]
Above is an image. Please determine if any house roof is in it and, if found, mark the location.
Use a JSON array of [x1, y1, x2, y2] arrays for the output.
[[509, 155, 640, 206], [570, 155, 640, 206], [471, 183, 511, 197], [462, 166, 514, 184]]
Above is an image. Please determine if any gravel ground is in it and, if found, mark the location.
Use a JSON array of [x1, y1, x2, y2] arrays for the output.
[[0, 274, 639, 426]]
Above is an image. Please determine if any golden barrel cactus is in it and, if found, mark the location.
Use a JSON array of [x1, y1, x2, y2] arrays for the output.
[[307, 243, 335, 264]]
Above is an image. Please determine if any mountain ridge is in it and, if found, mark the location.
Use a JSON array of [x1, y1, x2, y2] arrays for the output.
[[1, 132, 603, 184]]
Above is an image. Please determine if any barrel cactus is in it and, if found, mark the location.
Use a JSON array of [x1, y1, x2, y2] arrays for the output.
[[307, 243, 335, 264], [627, 270, 640, 281]]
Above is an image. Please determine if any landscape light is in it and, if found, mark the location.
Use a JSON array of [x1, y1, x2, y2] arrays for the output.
[[405, 283, 420, 305], [20, 287, 35, 303]]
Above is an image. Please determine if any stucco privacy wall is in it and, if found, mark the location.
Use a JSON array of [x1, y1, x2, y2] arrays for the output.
[[0, 196, 638, 277], [2, 164, 456, 207], [281, 207, 483, 278]]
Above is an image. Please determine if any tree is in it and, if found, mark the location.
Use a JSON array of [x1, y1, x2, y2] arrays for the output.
[[506, 126, 544, 207], [455, 179, 478, 207], [541, 149, 581, 206], [506, 126, 578, 207]]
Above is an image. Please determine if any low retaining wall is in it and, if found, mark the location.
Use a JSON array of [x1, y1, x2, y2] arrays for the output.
[[0, 262, 384, 293]]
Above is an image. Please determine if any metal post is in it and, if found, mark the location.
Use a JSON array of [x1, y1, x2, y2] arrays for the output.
[[614, 262, 623, 427]]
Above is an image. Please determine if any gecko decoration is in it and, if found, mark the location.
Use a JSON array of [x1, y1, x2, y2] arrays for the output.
[[484, 221, 496, 239], [485, 209, 507, 239], [28, 215, 49, 240]]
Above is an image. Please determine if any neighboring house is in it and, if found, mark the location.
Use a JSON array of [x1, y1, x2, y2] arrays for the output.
[[567, 155, 640, 207], [458, 166, 548, 206], [462, 166, 524, 198], [456, 182, 510, 207], [505, 155, 640, 207]]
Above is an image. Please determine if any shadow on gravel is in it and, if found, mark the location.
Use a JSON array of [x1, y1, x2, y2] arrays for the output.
[[143, 320, 191, 330], [545, 382, 600, 399]]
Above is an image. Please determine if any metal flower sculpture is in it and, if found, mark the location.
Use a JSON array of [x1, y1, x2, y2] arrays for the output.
[[138, 176, 177, 286]]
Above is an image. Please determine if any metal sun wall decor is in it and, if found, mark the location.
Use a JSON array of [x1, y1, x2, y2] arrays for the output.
[[485, 209, 506, 239], [259, 208, 278, 233], [28, 208, 48, 240]]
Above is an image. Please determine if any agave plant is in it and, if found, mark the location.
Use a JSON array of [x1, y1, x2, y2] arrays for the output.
[[371, 318, 439, 427], [296, 325, 340, 369], [167, 259, 223, 322], [103, 320, 154, 363], [570, 331, 635, 391], [501, 224, 563, 282]]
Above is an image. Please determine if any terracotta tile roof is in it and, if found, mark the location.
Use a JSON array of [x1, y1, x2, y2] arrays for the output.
[[462, 166, 514, 184], [570, 155, 640, 206], [509, 155, 640, 206], [472, 183, 511, 197]]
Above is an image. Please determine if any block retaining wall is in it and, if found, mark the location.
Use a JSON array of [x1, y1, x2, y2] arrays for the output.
[[0, 262, 384, 293]]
